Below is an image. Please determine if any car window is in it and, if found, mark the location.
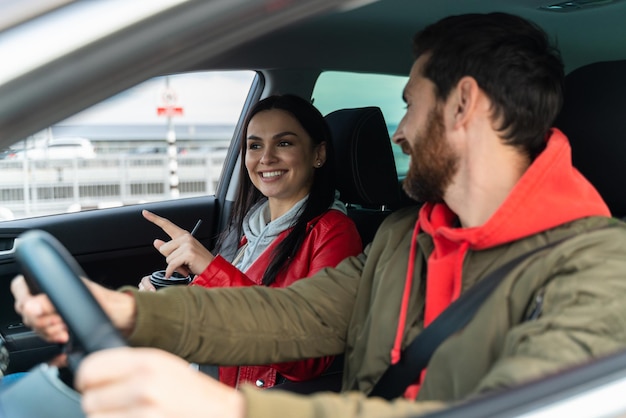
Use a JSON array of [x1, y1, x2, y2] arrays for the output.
[[312, 71, 409, 177], [0, 70, 255, 221]]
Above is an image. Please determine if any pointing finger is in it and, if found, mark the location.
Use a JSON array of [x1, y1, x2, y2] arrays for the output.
[[142, 210, 186, 240]]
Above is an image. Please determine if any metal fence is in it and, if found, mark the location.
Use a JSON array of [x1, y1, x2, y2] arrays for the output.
[[0, 152, 226, 220]]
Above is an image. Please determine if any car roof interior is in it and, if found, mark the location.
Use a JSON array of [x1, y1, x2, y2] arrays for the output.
[[200, 0, 626, 95], [2, 0, 626, 147]]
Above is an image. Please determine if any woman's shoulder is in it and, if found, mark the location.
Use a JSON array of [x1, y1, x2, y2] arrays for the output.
[[310, 208, 353, 226], [303, 209, 362, 254], [306, 209, 359, 237]]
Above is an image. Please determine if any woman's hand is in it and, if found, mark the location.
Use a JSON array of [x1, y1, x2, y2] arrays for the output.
[[76, 347, 245, 418], [11, 275, 137, 341], [137, 275, 156, 292], [142, 210, 215, 277]]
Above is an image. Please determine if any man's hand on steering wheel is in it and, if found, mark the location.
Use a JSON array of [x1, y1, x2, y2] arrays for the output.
[[11, 274, 137, 344], [12, 275, 70, 344]]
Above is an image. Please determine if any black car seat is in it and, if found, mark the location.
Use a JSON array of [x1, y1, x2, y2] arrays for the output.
[[325, 106, 409, 245], [270, 107, 408, 394], [554, 60, 626, 219]]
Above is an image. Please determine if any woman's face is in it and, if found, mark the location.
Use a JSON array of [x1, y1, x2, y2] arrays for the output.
[[245, 109, 325, 219]]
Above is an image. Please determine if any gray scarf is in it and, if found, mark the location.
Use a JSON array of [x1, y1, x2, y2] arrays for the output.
[[235, 191, 346, 272]]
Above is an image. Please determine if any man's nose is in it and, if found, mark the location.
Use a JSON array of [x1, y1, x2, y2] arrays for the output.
[[391, 118, 406, 144], [392, 128, 404, 144]]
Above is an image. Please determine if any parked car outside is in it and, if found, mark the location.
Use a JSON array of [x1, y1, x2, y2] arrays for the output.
[[7, 137, 95, 160]]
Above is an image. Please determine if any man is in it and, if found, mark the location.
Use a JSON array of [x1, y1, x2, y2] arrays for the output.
[[12, 12, 626, 418]]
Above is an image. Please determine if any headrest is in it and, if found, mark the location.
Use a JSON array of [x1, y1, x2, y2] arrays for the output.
[[554, 60, 626, 218], [325, 107, 401, 208]]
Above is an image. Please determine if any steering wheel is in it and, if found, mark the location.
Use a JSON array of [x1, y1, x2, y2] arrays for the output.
[[14, 229, 127, 369]]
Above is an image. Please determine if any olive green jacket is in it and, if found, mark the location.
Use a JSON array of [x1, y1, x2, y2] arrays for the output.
[[127, 208, 626, 417]]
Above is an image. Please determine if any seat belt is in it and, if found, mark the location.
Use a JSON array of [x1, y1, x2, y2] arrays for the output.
[[368, 236, 577, 400]]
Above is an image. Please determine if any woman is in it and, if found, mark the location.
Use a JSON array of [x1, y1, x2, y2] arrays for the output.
[[139, 94, 362, 389]]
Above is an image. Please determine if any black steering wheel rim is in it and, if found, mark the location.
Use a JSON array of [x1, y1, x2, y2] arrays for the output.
[[14, 230, 127, 357]]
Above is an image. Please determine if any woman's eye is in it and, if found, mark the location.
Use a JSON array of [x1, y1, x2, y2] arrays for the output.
[[278, 141, 292, 147], [248, 143, 261, 150]]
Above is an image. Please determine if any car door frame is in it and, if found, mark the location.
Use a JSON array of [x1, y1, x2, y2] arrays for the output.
[[0, 70, 264, 375]]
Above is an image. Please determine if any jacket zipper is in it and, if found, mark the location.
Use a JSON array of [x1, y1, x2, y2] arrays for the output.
[[526, 286, 546, 321]]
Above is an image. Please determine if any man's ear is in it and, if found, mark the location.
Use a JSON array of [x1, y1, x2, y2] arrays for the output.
[[450, 76, 480, 128]]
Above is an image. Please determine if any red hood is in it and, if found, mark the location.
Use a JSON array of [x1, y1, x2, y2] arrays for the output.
[[419, 128, 610, 249]]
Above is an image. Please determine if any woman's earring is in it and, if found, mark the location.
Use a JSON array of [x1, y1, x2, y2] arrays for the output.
[[316, 161, 322, 167]]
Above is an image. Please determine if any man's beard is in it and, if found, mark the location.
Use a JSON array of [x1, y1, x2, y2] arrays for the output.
[[402, 106, 459, 203]]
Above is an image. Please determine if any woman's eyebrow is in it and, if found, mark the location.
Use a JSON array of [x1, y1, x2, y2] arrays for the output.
[[247, 131, 299, 140], [273, 131, 298, 139]]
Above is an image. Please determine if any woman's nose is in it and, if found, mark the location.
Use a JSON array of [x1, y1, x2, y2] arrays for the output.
[[260, 147, 277, 164]]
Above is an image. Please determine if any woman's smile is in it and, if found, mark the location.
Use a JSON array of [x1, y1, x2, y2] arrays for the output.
[[259, 170, 287, 180]]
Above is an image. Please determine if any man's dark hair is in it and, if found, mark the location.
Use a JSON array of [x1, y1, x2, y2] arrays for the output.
[[413, 12, 564, 159], [215, 94, 336, 285]]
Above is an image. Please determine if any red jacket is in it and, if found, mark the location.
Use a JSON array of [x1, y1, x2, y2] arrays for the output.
[[191, 209, 362, 388]]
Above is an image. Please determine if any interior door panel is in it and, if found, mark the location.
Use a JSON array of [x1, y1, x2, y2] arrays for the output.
[[0, 194, 220, 372]]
